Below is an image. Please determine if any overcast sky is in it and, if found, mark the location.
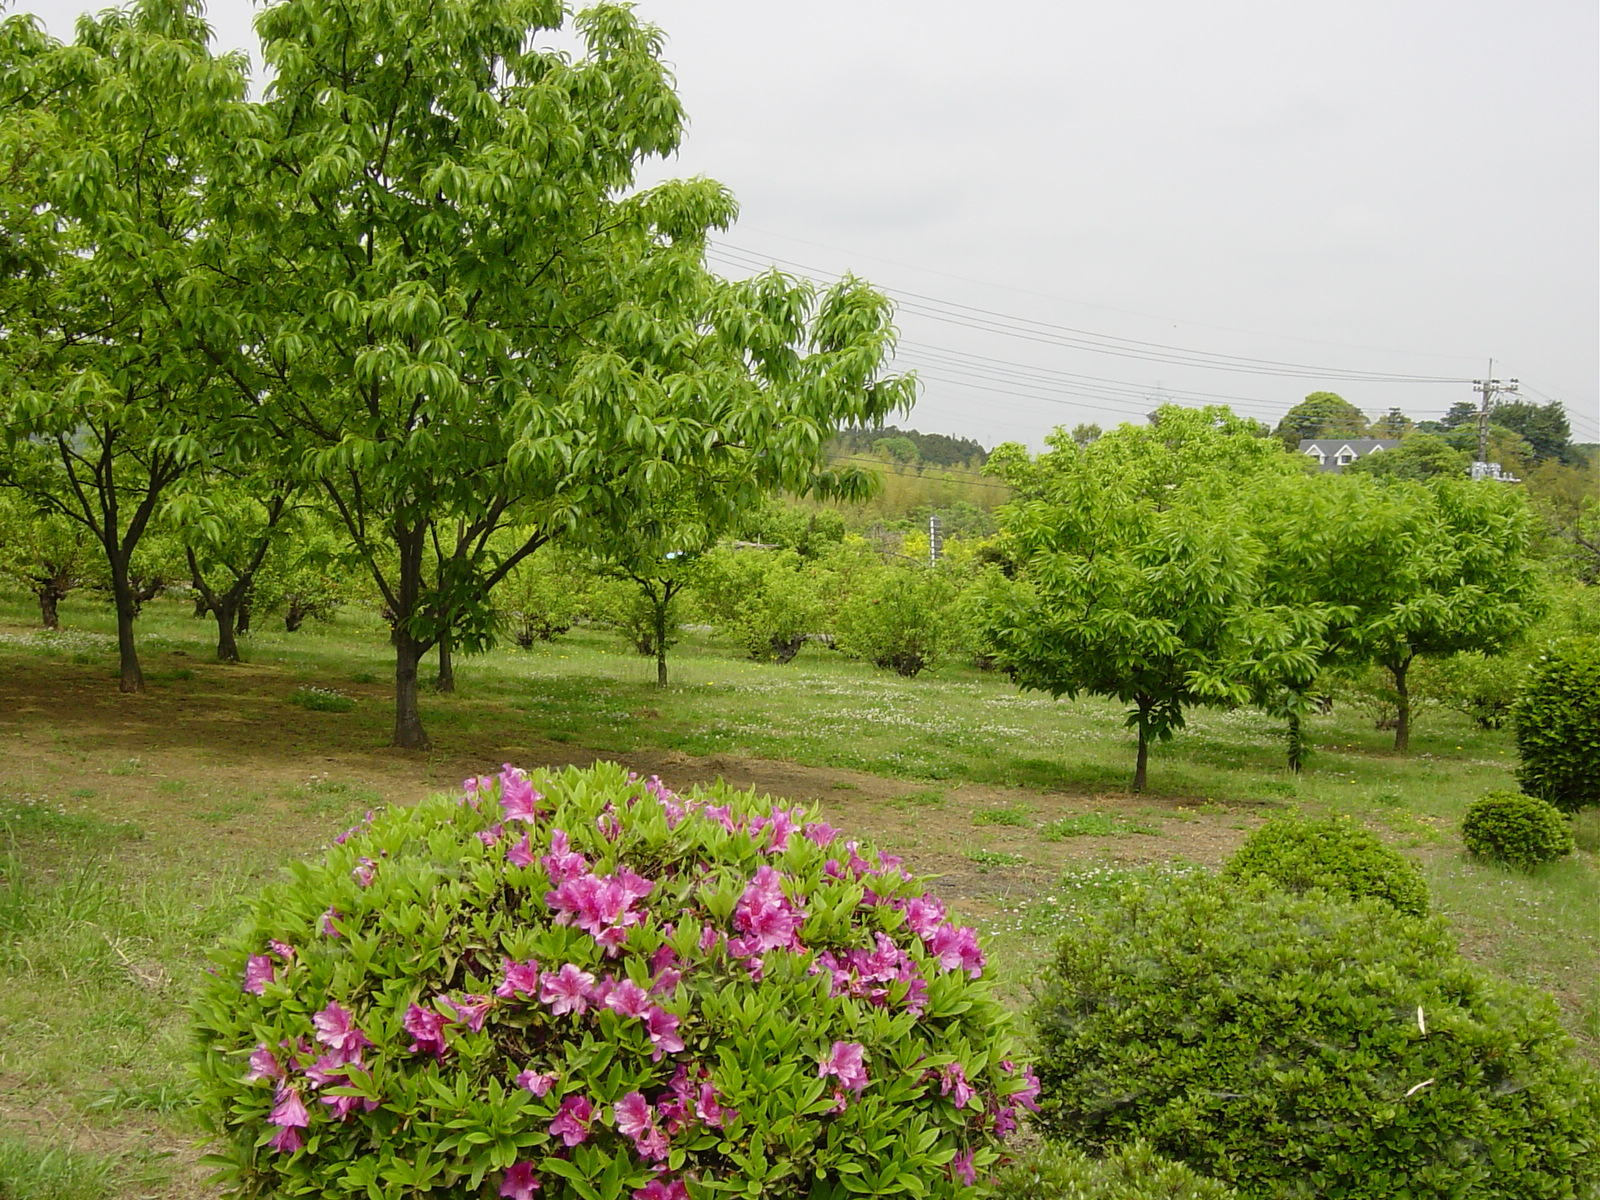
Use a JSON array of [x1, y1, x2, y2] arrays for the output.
[[18, 0, 1599, 447]]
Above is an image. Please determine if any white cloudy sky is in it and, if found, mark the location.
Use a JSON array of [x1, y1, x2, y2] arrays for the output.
[[18, 0, 1599, 447]]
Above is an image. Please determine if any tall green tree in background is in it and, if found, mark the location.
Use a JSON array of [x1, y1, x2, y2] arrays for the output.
[[1273, 391, 1371, 449], [982, 406, 1312, 790], [223, 0, 911, 747], [0, 491, 96, 629], [1316, 476, 1544, 751], [0, 1, 254, 692]]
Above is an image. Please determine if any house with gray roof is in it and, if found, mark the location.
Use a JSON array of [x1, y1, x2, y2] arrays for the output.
[[1298, 438, 1400, 472]]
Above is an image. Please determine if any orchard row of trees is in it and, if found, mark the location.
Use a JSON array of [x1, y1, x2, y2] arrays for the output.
[[0, 0, 916, 748]]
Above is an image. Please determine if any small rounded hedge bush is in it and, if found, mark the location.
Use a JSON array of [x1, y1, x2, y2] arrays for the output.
[[1462, 791, 1574, 870], [991, 1142, 1237, 1200], [1512, 637, 1600, 813], [193, 763, 1033, 1199], [1221, 814, 1429, 916], [1029, 876, 1600, 1199]]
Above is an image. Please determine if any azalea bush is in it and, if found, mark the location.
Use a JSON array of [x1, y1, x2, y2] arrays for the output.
[[192, 763, 1034, 1198], [1221, 813, 1430, 916]]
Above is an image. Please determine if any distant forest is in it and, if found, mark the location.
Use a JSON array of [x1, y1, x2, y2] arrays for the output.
[[830, 426, 989, 467]]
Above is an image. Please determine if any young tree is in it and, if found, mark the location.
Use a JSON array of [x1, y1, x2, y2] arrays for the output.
[[228, 0, 911, 747], [166, 476, 294, 662], [0, 491, 96, 629], [0, 2, 252, 691], [1315, 476, 1544, 751], [983, 406, 1311, 790]]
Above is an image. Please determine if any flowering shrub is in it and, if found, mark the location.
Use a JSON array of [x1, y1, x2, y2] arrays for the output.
[[193, 763, 1033, 1198]]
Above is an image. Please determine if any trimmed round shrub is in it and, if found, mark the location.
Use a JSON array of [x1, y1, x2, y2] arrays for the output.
[[1030, 877, 1600, 1199], [1512, 637, 1600, 812], [193, 763, 1032, 1198], [1221, 814, 1430, 916], [992, 1141, 1237, 1200], [1462, 791, 1574, 870]]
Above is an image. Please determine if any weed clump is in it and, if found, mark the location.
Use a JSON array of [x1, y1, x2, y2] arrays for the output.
[[1462, 791, 1574, 870], [1222, 813, 1429, 915]]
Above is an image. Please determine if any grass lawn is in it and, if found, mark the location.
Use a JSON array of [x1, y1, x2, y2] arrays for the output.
[[2, 590, 1596, 1197]]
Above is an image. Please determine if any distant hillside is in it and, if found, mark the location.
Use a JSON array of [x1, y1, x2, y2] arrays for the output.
[[830, 426, 988, 468]]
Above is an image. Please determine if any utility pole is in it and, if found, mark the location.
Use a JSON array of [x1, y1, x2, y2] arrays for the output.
[[1472, 359, 1518, 468], [928, 514, 943, 567]]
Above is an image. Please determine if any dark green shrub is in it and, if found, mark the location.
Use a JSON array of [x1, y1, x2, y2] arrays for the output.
[[1462, 791, 1574, 869], [1221, 814, 1429, 916], [991, 1142, 1237, 1200], [1030, 877, 1600, 1199], [194, 763, 1031, 1198], [1512, 637, 1600, 812]]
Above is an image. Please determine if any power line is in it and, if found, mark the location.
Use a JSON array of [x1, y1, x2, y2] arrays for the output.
[[707, 243, 1472, 385], [735, 225, 1488, 366]]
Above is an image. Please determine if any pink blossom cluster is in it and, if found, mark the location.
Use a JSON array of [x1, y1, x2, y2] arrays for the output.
[[545, 862, 654, 954], [245, 1000, 378, 1152], [813, 931, 929, 1016]]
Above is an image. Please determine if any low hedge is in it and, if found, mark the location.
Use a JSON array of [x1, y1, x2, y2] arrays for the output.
[[1221, 814, 1429, 916], [1462, 791, 1574, 870]]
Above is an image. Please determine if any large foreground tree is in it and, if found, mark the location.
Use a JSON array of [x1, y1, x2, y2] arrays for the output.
[[221, 0, 911, 747], [0, 1, 253, 691]]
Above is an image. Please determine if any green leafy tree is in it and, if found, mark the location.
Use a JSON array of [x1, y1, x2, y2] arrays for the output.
[[228, 0, 911, 747], [982, 406, 1310, 790], [1273, 391, 1369, 449], [0, 2, 253, 691], [1343, 431, 1469, 481], [834, 560, 958, 677], [1316, 476, 1544, 751], [167, 477, 294, 662], [1492, 399, 1574, 465], [0, 490, 96, 629]]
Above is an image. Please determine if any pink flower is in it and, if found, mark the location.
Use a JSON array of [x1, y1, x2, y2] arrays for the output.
[[321, 1089, 379, 1119], [403, 1002, 449, 1058], [352, 857, 376, 887], [496, 957, 542, 999], [539, 964, 596, 1016], [695, 1081, 731, 1128], [938, 1062, 975, 1109], [804, 820, 841, 847], [266, 1125, 305, 1153], [818, 1041, 869, 1093], [500, 1161, 542, 1199], [613, 1091, 654, 1141], [269, 1082, 309, 1129], [244, 1043, 285, 1084], [550, 1094, 595, 1146], [925, 924, 986, 977], [516, 1069, 558, 1097], [443, 993, 494, 1033], [541, 828, 586, 884], [606, 979, 653, 1020], [477, 823, 505, 847], [506, 832, 536, 868], [499, 765, 542, 822], [646, 1007, 684, 1059], [991, 1102, 1019, 1138], [901, 896, 946, 940], [733, 865, 803, 953], [244, 954, 274, 995], [320, 906, 342, 937], [1011, 1065, 1041, 1113], [951, 1149, 977, 1187], [268, 939, 295, 960], [633, 1181, 689, 1200], [312, 1002, 373, 1061]]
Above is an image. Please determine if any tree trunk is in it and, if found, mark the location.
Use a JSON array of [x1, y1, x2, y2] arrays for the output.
[[1285, 711, 1306, 774], [108, 552, 145, 694], [235, 588, 252, 635], [393, 631, 431, 749], [654, 599, 668, 688], [212, 598, 241, 663], [37, 584, 63, 631], [434, 631, 455, 693], [1391, 657, 1413, 753], [1132, 696, 1152, 791]]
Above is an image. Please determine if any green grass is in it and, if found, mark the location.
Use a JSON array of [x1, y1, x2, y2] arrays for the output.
[[972, 806, 1033, 827], [1040, 812, 1162, 840], [0, 1136, 119, 1200]]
